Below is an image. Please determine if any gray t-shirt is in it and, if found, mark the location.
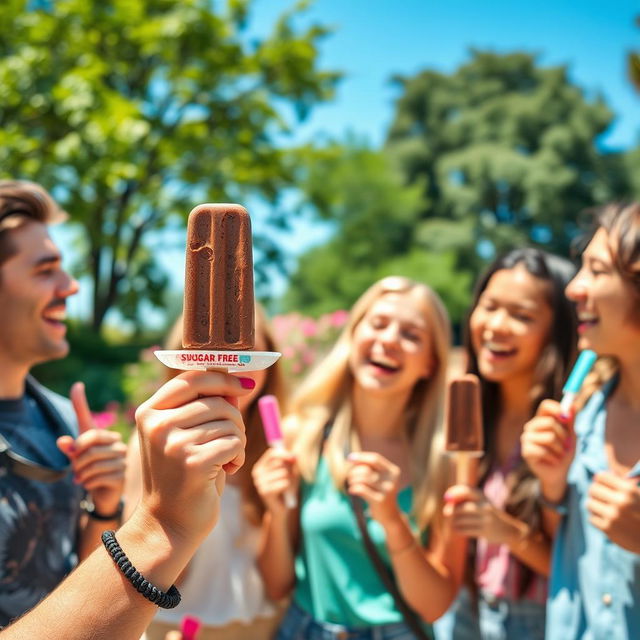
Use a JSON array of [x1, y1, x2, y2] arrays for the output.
[[0, 377, 83, 628]]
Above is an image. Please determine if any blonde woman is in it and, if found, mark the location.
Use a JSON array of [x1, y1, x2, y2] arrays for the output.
[[252, 276, 467, 640], [125, 304, 288, 640]]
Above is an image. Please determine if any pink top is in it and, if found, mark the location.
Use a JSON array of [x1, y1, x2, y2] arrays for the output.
[[475, 448, 547, 604]]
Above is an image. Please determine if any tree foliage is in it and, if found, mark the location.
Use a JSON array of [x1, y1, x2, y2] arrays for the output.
[[630, 16, 640, 94], [286, 52, 637, 326], [0, 0, 339, 330], [284, 141, 471, 321], [386, 51, 628, 264]]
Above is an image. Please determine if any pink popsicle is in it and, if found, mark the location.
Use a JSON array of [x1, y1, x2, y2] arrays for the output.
[[258, 395, 297, 508], [180, 614, 202, 640], [258, 394, 284, 444]]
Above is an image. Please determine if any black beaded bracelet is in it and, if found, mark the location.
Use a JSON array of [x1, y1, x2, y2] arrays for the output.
[[101, 530, 181, 609]]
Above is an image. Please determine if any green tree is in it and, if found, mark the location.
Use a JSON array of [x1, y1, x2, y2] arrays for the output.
[[284, 140, 471, 321], [0, 0, 339, 330], [386, 51, 629, 268], [630, 16, 640, 93], [286, 52, 637, 328]]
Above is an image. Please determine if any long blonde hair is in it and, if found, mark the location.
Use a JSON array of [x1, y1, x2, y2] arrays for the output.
[[287, 276, 452, 532]]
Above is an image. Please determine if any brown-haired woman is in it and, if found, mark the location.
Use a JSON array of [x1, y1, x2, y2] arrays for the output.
[[435, 248, 578, 640], [522, 203, 640, 640], [124, 304, 288, 640]]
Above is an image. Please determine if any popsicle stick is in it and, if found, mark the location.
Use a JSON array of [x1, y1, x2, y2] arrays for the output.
[[455, 452, 479, 486]]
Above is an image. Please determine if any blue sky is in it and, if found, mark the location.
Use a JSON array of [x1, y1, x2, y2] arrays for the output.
[[58, 0, 640, 324], [252, 0, 640, 150]]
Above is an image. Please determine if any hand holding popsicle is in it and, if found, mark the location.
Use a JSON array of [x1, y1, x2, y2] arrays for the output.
[[252, 446, 299, 517], [447, 485, 527, 545], [521, 399, 576, 503], [522, 351, 596, 504], [258, 395, 297, 509], [135, 370, 248, 539]]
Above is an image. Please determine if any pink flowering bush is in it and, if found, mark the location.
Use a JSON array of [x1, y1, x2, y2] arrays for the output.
[[110, 311, 349, 435], [272, 310, 349, 385]]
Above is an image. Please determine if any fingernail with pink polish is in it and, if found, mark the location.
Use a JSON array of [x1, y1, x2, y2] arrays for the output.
[[238, 377, 256, 390]]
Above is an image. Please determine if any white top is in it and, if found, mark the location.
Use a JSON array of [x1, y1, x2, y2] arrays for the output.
[[153, 485, 275, 626]]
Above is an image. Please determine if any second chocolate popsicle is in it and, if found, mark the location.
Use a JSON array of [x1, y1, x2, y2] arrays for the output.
[[445, 374, 483, 485], [183, 203, 255, 350]]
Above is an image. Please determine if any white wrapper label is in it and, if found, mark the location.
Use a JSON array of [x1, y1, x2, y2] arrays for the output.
[[154, 350, 281, 372]]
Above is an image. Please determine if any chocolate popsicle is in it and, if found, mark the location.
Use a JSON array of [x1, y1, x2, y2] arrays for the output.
[[445, 374, 483, 485], [183, 204, 255, 350]]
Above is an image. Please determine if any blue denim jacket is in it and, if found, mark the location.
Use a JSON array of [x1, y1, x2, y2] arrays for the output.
[[547, 379, 640, 640]]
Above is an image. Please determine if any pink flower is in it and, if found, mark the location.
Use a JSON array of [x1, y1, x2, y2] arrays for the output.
[[92, 411, 117, 430], [330, 309, 349, 328], [301, 318, 318, 338], [302, 348, 317, 365]]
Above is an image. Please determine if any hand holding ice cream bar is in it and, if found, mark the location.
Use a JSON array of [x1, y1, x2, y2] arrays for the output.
[[155, 204, 280, 373], [258, 395, 297, 509], [445, 374, 483, 485]]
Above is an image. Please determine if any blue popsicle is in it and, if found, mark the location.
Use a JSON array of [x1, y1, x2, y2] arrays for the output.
[[559, 350, 597, 415]]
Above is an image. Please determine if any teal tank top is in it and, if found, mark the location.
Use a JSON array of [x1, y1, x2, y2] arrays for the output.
[[293, 456, 431, 631]]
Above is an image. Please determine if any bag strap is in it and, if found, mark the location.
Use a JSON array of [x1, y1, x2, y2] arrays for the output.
[[321, 422, 430, 639], [348, 494, 431, 640]]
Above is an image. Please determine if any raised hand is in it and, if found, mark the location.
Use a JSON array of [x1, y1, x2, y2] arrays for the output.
[[252, 447, 299, 516], [447, 485, 515, 544], [521, 399, 575, 503], [587, 471, 640, 553], [134, 370, 249, 541], [346, 451, 401, 525], [57, 381, 127, 515]]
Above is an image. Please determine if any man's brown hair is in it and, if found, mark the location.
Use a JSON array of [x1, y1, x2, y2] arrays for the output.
[[0, 180, 67, 267]]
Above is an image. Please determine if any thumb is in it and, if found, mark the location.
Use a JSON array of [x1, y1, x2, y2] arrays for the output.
[[57, 435, 76, 457], [164, 632, 183, 640], [70, 382, 96, 434], [215, 469, 226, 496], [444, 484, 475, 505]]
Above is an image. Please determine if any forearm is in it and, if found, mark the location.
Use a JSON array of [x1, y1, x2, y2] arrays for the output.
[[78, 513, 122, 560], [538, 480, 567, 539], [501, 513, 552, 577], [2, 511, 198, 640], [256, 510, 297, 601], [383, 515, 466, 622]]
